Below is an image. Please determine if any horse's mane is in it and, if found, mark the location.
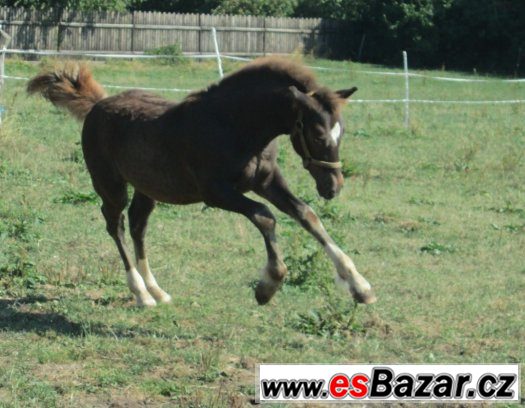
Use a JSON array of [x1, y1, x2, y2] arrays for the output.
[[186, 57, 343, 114], [220, 56, 318, 91]]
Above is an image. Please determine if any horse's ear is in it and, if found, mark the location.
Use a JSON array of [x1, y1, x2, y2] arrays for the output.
[[288, 85, 312, 109], [336, 87, 358, 100]]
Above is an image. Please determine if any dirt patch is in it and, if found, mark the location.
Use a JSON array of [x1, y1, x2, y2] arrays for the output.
[[34, 362, 86, 387], [363, 312, 393, 337], [58, 389, 162, 408], [398, 220, 421, 232]]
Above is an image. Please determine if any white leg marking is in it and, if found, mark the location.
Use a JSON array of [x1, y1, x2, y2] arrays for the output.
[[137, 259, 172, 304], [324, 242, 373, 298], [127, 267, 157, 307]]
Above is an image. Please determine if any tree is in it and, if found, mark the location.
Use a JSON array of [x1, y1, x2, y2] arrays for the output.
[[2, 0, 132, 11], [130, 0, 220, 13], [212, 0, 297, 17]]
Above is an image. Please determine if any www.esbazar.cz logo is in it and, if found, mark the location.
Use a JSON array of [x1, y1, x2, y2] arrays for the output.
[[257, 364, 520, 403]]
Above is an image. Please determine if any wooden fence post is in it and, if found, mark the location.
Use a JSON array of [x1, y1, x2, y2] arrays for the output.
[[131, 11, 135, 53], [198, 14, 202, 54], [263, 18, 266, 56]]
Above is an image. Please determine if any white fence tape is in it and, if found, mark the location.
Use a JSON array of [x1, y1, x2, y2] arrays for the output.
[[1, 73, 193, 93], [0, 48, 523, 119], [104, 84, 193, 92], [4, 71, 523, 102], [408, 73, 525, 83], [350, 99, 525, 104], [3, 74, 29, 80], [3, 48, 524, 83], [2, 48, 249, 63]]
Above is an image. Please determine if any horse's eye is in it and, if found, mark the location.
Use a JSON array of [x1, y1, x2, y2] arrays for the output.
[[313, 125, 325, 140], [312, 134, 325, 145]]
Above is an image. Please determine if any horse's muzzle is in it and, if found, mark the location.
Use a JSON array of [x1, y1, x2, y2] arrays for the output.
[[319, 186, 339, 200], [317, 177, 343, 200], [311, 167, 344, 200]]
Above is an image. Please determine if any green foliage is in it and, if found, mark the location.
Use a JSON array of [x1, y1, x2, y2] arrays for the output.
[[420, 241, 456, 255], [0, 209, 47, 288], [145, 43, 185, 65], [489, 202, 525, 218], [283, 241, 325, 289], [341, 160, 361, 178], [213, 0, 297, 16], [131, 0, 219, 13], [288, 294, 364, 338], [295, 0, 366, 20], [54, 189, 99, 204], [4, 0, 132, 11], [295, 0, 525, 74], [491, 223, 525, 234]]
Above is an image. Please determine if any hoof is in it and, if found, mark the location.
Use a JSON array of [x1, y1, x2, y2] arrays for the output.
[[157, 293, 172, 304], [136, 294, 157, 307], [255, 280, 280, 305], [148, 287, 172, 304], [351, 287, 377, 305]]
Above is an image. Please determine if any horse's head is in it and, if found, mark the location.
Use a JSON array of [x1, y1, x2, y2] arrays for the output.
[[288, 86, 357, 200]]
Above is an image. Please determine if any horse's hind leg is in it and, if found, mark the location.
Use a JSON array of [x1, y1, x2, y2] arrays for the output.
[[97, 183, 157, 307], [128, 191, 172, 304]]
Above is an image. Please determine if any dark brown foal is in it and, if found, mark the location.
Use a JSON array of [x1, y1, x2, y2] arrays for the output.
[[27, 57, 376, 307]]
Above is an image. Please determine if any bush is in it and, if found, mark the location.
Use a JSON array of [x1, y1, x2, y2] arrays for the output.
[[145, 43, 185, 65]]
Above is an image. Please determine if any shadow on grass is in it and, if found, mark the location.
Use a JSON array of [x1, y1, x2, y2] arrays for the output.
[[0, 295, 172, 339], [0, 296, 84, 336]]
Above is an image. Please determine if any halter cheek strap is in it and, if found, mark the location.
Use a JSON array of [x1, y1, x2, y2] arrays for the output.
[[294, 116, 342, 170]]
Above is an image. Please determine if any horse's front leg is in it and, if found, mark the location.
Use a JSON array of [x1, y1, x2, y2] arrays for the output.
[[255, 170, 376, 304], [203, 182, 287, 304]]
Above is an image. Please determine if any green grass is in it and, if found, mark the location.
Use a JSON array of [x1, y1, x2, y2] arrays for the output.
[[0, 56, 524, 406]]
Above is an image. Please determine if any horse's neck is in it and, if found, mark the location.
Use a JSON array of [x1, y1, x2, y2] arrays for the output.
[[234, 90, 296, 153]]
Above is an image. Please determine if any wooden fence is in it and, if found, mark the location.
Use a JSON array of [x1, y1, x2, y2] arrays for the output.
[[0, 7, 348, 56]]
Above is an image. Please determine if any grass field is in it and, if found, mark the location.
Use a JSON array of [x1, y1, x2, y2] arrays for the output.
[[0, 56, 524, 407]]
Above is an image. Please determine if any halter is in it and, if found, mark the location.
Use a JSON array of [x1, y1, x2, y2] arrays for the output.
[[293, 111, 342, 170]]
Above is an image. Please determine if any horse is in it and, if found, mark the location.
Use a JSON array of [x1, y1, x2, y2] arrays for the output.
[[27, 57, 376, 307]]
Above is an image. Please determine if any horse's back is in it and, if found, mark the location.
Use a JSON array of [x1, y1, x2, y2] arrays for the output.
[[82, 90, 173, 158], [95, 90, 176, 120]]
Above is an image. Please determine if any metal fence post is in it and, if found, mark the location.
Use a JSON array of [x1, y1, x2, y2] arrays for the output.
[[403, 50, 410, 128], [211, 27, 224, 78], [0, 23, 12, 126]]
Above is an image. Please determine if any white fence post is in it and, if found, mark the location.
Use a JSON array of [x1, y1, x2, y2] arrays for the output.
[[0, 48, 4, 125], [0, 23, 12, 125], [0, 24, 4, 87], [211, 27, 224, 79], [0, 46, 5, 88], [403, 50, 410, 128]]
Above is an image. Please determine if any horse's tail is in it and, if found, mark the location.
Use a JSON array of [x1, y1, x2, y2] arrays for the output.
[[27, 63, 107, 121]]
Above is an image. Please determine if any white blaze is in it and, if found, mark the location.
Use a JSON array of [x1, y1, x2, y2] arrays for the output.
[[330, 122, 341, 144]]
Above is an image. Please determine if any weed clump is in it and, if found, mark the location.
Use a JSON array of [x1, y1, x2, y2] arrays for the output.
[[145, 43, 185, 65], [420, 241, 456, 255], [0, 208, 47, 288], [288, 291, 364, 339]]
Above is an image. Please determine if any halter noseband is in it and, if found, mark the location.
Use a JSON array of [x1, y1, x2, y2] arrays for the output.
[[294, 112, 342, 170]]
